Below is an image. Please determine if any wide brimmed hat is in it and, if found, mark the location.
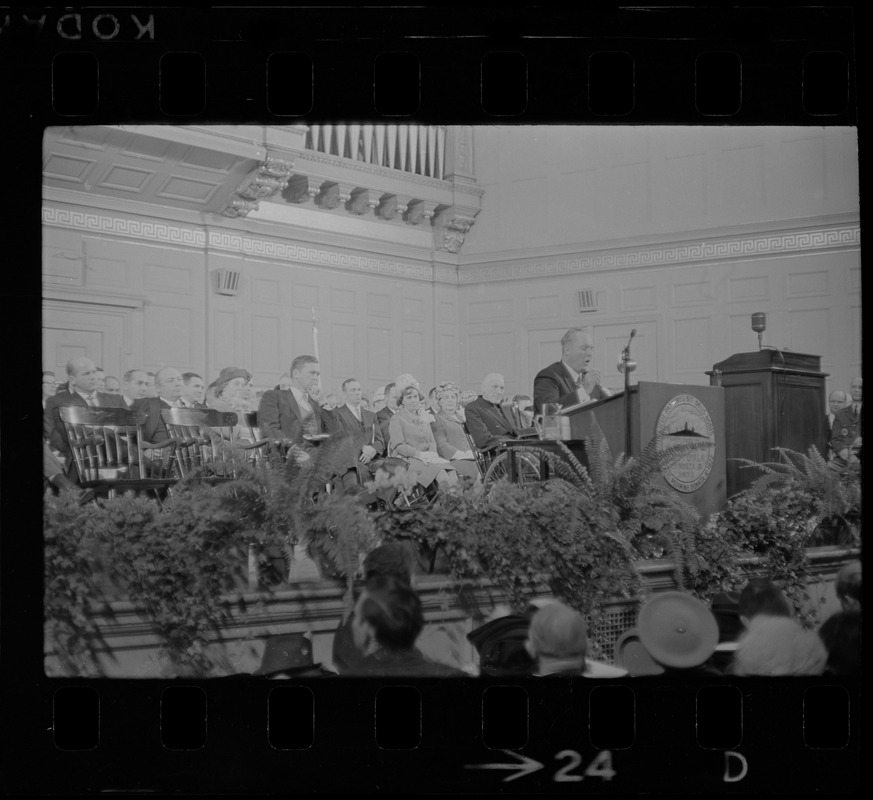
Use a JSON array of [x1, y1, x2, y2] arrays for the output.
[[637, 592, 719, 668], [467, 614, 535, 675], [208, 366, 252, 394]]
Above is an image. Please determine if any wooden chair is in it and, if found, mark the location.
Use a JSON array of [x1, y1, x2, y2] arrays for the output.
[[161, 407, 270, 482], [244, 410, 290, 465], [59, 406, 178, 502]]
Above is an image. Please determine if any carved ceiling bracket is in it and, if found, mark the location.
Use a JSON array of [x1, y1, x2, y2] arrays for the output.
[[283, 175, 321, 204], [220, 157, 294, 218], [377, 194, 411, 221], [433, 208, 478, 253], [405, 200, 438, 226], [348, 188, 380, 216], [316, 182, 354, 210]]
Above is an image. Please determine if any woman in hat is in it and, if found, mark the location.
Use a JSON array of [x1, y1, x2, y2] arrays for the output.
[[206, 366, 256, 444], [388, 375, 458, 493], [430, 381, 480, 483]]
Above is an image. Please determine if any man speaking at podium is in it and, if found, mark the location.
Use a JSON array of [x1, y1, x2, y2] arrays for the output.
[[533, 328, 613, 413]]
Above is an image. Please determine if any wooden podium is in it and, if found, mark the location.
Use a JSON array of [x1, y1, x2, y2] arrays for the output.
[[560, 381, 726, 520], [707, 350, 828, 498]]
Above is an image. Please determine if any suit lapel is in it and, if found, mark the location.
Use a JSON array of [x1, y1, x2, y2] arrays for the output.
[[559, 363, 576, 395]]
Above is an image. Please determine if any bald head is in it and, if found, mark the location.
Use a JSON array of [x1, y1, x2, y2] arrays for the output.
[[482, 373, 505, 404], [66, 357, 98, 393], [561, 328, 594, 373], [829, 390, 849, 414]]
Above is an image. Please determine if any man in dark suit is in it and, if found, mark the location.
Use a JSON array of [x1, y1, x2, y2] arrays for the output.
[[133, 366, 185, 443], [44, 356, 125, 460], [120, 369, 150, 409], [180, 372, 207, 408], [257, 355, 337, 462], [333, 378, 387, 497], [465, 373, 519, 451], [375, 382, 400, 456], [533, 327, 613, 413]]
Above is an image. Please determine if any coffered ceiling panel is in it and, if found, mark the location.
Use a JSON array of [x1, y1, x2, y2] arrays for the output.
[[44, 126, 256, 214]]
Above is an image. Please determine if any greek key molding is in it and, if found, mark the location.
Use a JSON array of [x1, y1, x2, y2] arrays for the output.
[[207, 231, 457, 283], [43, 206, 206, 247], [459, 224, 861, 284], [43, 205, 459, 284]]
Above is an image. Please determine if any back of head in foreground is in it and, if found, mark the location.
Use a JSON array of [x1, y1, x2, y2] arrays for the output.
[[527, 601, 588, 675], [738, 578, 792, 624]]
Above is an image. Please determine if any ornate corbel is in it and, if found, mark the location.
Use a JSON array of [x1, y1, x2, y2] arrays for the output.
[[348, 188, 380, 216], [220, 157, 294, 217], [434, 208, 477, 253], [377, 194, 411, 221], [284, 175, 321, 204], [316, 182, 354, 210], [405, 200, 438, 226]]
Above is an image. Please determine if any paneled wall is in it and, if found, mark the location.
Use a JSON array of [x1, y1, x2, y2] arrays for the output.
[[459, 240, 861, 401]]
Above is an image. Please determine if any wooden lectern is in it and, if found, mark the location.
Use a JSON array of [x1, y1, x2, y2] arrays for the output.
[[560, 381, 726, 520], [707, 350, 828, 498]]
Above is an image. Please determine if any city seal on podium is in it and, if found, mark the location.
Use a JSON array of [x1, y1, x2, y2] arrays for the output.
[[656, 394, 716, 492]]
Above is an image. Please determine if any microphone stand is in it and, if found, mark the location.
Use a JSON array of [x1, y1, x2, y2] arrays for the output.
[[620, 337, 636, 461]]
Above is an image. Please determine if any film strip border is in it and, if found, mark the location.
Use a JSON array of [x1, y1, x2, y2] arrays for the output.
[[1, 7, 857, 123], [37, 679, 860, 793]]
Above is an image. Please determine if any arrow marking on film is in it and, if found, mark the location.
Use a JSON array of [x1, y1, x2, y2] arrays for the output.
[[465, 750, 545, 782]]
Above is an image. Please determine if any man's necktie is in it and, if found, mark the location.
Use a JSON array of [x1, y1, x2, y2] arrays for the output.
[[576, 373, 585, 388], [85, 394, 97, 407], [854, 403, 861, 418]]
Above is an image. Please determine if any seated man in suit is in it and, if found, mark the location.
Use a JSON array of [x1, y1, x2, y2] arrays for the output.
[[180, 372, 207, 408], [120, 369, 150, 409], [103, 375, 121, 395], [257, 354, 337, 462], [133, 366, 185, 443], [375, 382, 400, 456], [44, 356, 125, 463], [464, 373, 519, 451], [533, 327, 612, 414], [332, 377, 388, 500]]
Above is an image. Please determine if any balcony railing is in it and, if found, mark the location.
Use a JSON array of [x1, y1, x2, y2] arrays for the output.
[[305, 124, 447, 180]]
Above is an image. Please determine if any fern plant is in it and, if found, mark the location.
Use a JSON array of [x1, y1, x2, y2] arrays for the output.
[[512, 414, 713, 585]]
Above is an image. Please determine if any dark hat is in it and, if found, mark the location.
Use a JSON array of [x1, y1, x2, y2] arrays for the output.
[[467, 615, 535, 676], [614, 628, 664, 676], [209, 366, 252, 393], [255, 633, 323, 677], [637, 592, 719, 669]]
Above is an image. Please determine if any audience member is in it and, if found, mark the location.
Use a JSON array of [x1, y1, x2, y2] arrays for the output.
[[430, 381, 479, 483], [525, 601, 627, 677], [332, 377, 387, 499], [372, 386, 387, 413], [512, 394, 535, 429], [834, 560, 861, 612], [389, 379, 458, 492], [817, 610, 860, 676], [103, 376, 120, 395], [738, 578, 792, 626], [145, 371, 158, 398], [467, 612, 537, 677], [322, 393, 338, 410], [346, 574, 465, 676], [121, 369, 150, 408], [827, 389, 849, 430], [257, 355, 336, 460], [733, 616, 827, 676], [180, 372, 207, 408], [44, 356, 124, 459], [464, 373, 519, 451], [533, 327, 612, 414], [427, 386, 440, 414], [42, 371, 57, 408], [133, 366, 185, 443], [332, 543, 418, 674], [830, 377, 862, 465], [634, 591, 721, 676], [94, 367, 106, 392], [375, 382, 400, 455], [277, 373, 293, 391]]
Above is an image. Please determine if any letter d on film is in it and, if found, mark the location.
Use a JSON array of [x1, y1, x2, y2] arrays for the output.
[[723, 751, 748, 783]]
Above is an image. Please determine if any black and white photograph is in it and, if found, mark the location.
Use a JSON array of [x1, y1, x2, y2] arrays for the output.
[[41, 123, 861, 682]]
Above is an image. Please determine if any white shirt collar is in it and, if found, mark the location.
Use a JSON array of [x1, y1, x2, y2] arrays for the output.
[[561, 360, 581, 384], [290, 386, 311, 408], [74, 388, 97, 401], [346, 402, 362, 416]]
